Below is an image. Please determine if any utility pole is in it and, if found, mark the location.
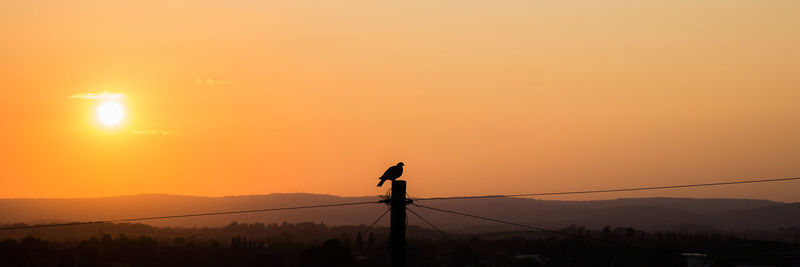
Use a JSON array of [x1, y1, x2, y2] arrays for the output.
[[390, 180, 407, 267]]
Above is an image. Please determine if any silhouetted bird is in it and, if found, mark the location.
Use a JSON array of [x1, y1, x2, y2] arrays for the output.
[[377, 162, 404, 187]]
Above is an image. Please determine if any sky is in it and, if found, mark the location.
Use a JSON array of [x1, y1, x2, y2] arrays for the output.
[[1, 0, 799, 201]]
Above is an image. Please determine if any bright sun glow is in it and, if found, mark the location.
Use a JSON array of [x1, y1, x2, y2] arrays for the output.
[[97, 101, 124, 126]]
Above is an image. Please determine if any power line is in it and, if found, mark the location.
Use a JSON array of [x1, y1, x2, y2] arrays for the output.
[[4, 176, 799, 233], [414, 176, 800, 201], [363, 207, 391, 235], [0, 200, 381, 231], [407, 190, 459, 243], [412, 203, 680, 256], [407, 207, 457, 244], [413, 203, 614, 245]]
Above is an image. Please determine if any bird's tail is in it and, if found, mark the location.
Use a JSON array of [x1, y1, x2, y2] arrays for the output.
[[377, 179, 386, 187]]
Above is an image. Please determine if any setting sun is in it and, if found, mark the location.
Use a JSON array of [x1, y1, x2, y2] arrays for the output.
[[97, 101, 124, 126]]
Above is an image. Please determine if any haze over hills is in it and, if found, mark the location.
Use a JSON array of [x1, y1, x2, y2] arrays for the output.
[[1, 193, 797, 232]]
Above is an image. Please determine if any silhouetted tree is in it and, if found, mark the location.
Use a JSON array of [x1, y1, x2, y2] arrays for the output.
[[355, 231, 364, 250], [367, 232, 376, 251]]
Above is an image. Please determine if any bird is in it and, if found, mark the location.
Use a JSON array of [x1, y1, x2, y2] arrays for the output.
[[377, 162, 404, 187]]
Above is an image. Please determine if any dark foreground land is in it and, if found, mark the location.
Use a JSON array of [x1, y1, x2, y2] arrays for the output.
[[1, 222, 799, 267]]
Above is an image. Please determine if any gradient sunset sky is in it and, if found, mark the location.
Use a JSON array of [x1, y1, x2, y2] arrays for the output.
[[1, 0, 798, 201]]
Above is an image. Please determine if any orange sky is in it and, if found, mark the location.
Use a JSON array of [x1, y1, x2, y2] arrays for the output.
[[1, 0, 799, 201]]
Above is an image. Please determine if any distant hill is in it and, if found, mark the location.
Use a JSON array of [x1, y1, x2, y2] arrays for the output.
[[0, 194, 797, 232]]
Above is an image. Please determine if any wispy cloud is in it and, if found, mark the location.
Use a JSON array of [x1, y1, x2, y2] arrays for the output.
[[194, 78, 236, 85], [131, 129, 180, 136], [70, 92, 125, 100]]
